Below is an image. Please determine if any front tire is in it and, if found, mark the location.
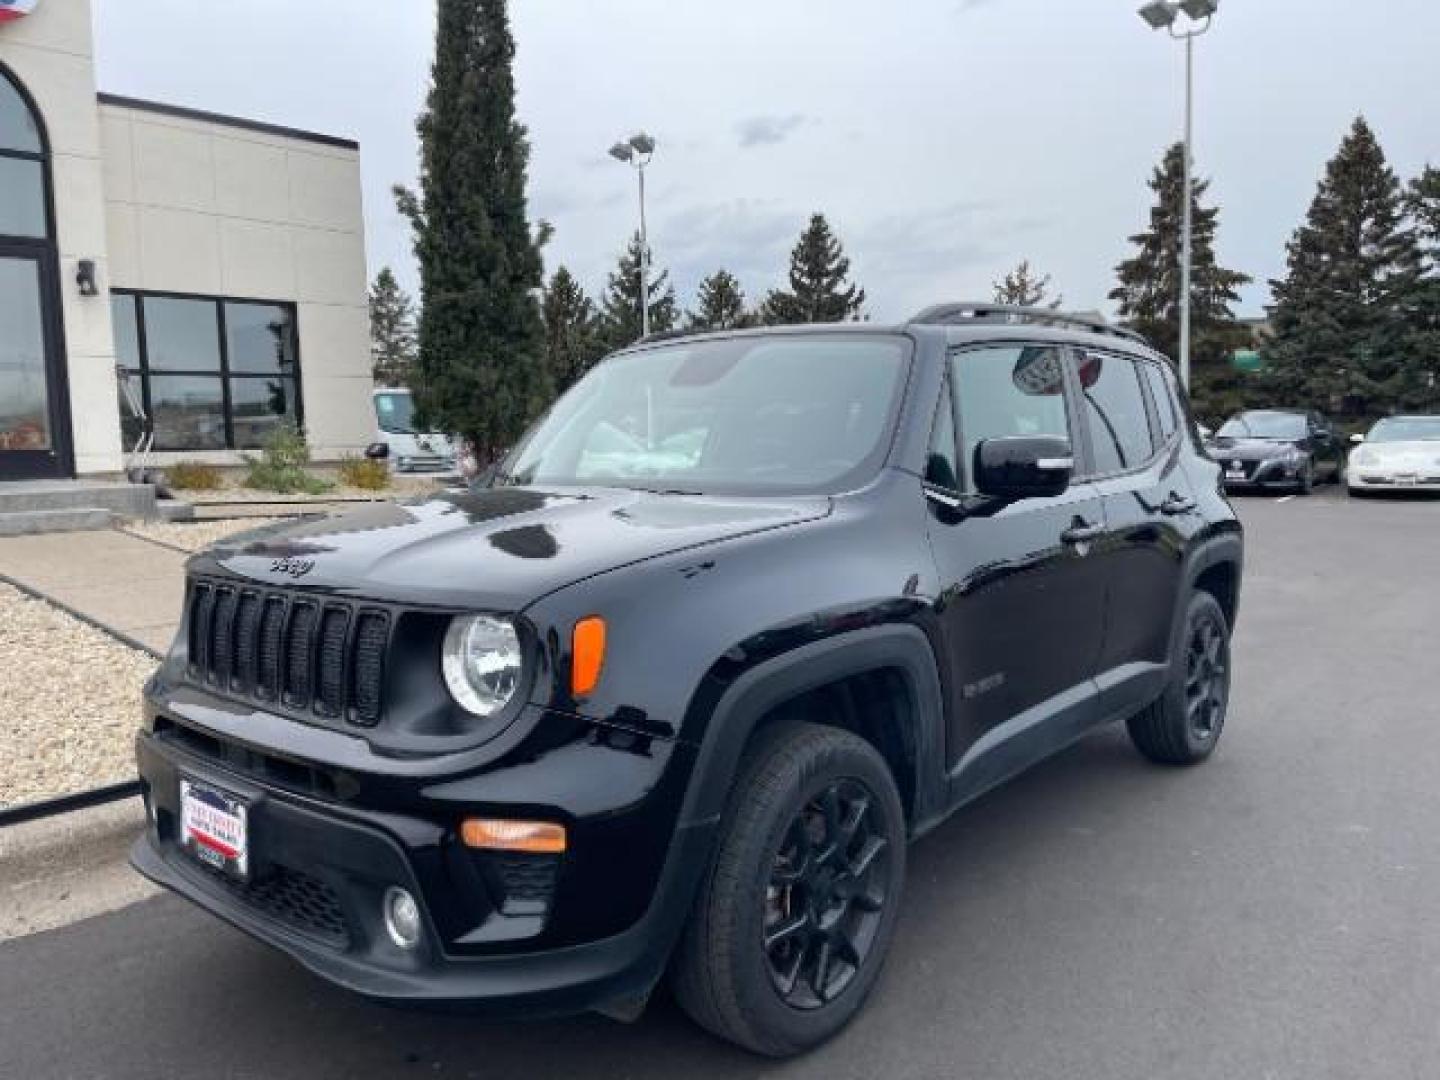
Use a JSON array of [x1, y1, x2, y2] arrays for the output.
[[1127, 591, 1231, 766], [672, 722, 906, 1057]]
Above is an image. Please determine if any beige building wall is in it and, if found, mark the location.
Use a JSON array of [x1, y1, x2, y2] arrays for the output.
[[100, 101, 373, 464], [0, 0, 123, 475]]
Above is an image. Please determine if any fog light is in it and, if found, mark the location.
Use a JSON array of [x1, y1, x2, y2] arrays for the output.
[[382, 886, 422, 950]]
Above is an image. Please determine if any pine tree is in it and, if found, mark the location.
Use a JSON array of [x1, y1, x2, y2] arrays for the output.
[[1266, 117, 1425, 418], [598, 232, 678, 349], [689, 269, 754, 331], [1110, 143, 1252, 419], [542, 266, 604, 396], [993, 260, 1061, 308], [368, 267, 417, 386], [761, 213, 866, 324], [393, 0, 550, 463], [1406, 166, 1440, 410]]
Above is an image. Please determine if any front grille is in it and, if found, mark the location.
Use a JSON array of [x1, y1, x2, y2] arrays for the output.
[[187, 579, 390, 727], [214, 864, 350, 949]]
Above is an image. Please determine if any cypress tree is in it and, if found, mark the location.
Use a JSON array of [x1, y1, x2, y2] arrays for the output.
[[1110, 143, 1252, 419], [367, 267, 417, 386], [394, 0, 549, 463], [689, 269, 755, 331], [598, 232, 678, 349], [993, 260, 1061, 308], [762, 213, 866, 324], [1266, 117, 1425, 418], [542, 266, 604, 396]]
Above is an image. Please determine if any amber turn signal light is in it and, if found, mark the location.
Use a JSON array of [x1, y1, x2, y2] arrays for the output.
[[460, 818, 567, 854], [571, 616, 607, 697]]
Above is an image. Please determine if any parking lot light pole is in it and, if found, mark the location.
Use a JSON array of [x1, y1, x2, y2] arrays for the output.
[[608, 133, 657, 339], [1138, 0, 1217, 391]]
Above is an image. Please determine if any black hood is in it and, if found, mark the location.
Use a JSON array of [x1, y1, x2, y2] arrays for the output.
[[197, 487, 830, 611]]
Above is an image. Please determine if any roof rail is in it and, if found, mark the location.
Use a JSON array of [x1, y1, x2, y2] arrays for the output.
[[909, 302, 1150, 347], [635, 328, 700, 345]]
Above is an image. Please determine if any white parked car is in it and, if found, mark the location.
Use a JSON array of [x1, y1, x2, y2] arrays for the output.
[[372, 388, 457, 472], [1347, 415, 1440, 494]]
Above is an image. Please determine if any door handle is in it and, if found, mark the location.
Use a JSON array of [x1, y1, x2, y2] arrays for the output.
[[1160, 493, 1197, 515], [1061, 519, 1104, 545]]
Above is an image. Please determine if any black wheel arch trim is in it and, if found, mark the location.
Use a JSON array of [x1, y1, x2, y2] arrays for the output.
[[677, 623, 947, 838]]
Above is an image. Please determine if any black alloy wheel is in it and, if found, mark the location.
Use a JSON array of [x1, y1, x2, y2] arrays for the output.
[[763, 778, 891, 1010], [1184, 608, 1229, 744]]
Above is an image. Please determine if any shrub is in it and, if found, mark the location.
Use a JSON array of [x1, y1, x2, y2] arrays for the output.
[[164, 461, 223, 491], [338, 455, 390, 491], [242, 426, 334, 495]]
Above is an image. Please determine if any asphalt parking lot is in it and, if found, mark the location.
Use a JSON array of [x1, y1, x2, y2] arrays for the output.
[[3, 486, 1439, 1080]]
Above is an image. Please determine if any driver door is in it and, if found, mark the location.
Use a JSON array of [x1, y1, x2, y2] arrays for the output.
[[924, 343, 1108, 779]]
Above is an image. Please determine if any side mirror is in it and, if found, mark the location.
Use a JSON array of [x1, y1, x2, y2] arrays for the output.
[[1349, 433, 1365, 445], [973, 436, 1073, 501], [364, 441, 390, 460]]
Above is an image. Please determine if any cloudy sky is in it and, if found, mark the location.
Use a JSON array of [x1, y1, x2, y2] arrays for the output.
[[94, 0, 1440, 321]]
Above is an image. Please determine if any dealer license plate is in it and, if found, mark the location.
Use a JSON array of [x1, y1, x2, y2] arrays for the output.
[[1226, 467, 1246, 481], [1394, 475, 1418, 486], [180, 778, 249, 879]]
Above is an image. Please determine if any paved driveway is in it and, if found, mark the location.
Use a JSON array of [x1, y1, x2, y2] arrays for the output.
[[3, 489, 1439, 1079]]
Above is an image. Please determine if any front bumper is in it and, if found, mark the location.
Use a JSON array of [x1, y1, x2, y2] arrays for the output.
[[1220, 458, 1308, 489], [130, 699, 711, 1016], [1349, 469, 1440, 492]]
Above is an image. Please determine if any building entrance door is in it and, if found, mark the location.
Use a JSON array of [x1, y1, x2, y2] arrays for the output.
[[0, 245, 69, 479]]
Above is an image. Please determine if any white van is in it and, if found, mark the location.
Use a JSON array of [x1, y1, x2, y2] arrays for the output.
[[372, 388, 456, 472]]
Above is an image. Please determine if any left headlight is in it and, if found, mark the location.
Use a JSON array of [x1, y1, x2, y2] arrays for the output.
[[442, 615, 523, 717]]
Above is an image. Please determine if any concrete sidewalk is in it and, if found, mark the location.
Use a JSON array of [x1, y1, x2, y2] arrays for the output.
[[0, 529, 186, 654]]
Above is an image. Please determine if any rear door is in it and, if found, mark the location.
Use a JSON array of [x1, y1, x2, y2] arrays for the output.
[[924, 342, 1108, 776], [1072, 349, 1192, 719]]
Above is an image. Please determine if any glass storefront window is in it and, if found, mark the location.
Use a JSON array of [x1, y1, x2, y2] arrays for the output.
[[226, 303, 297, 375], [230, 377, 299, 449], [0, 257, 52, 452], [0, 75, 42, 154], [0, 157, 46, 239], [109, 292, 303, 451], [148, 376, 227, 451], [143, 297, 222, 372]]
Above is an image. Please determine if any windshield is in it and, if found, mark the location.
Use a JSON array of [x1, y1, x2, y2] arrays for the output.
[[1368, 417, 1440, 443], [375, 391, 418, 435], [498, 335, 910, 495], [1217, 411, 1307, 439]]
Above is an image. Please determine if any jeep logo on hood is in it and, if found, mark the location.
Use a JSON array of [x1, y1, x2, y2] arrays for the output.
[[269, 556, 315, 579]]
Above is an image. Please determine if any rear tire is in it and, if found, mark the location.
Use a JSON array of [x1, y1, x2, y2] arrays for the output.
[[672, 722, 906, 1057], [1127, 591, 1231, 766]]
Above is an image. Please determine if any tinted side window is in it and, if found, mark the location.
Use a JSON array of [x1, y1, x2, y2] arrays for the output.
[[952, 345, 1071, 491], [1140, 360, 1177, 443], [1075, 352, 1152, 474], [925, 380, 960, 492]]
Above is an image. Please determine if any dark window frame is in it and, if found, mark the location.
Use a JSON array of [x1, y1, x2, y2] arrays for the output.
[[1068, 347, 1167, 481], [112, 287, 304, 452], [946, 341, 1087, 496]]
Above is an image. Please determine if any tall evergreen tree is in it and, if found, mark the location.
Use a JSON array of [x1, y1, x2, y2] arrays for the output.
[[762, 213, 866, 324], [1266, 117, 1425, 418], [689, 269, 754, 331], [542, 266, 604, 396], [1406, 166, 1440, 409], [394, 0, 549, 463], [598, 232, 678, 349], [368, 267, 417, 386], [1110, 143, 1252, 419], [993, 260, 1062, 308]]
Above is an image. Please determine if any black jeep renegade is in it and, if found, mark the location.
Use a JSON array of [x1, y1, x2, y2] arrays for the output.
[[132, 304, 1243, 1056]]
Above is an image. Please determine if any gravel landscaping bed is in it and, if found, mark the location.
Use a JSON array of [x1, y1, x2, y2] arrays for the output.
[[0, 583, 156, 810], [172, 475, 451, 505], [121, 517, 285, 553]]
